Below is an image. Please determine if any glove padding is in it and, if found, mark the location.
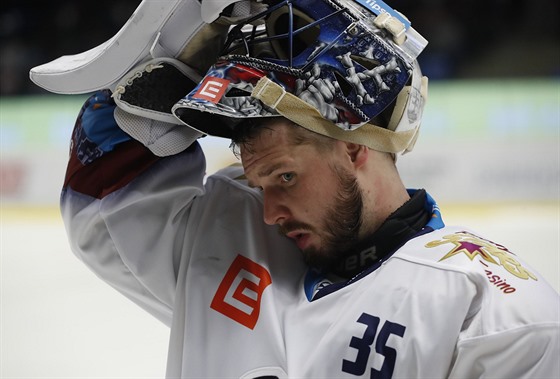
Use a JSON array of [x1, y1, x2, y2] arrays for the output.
[[114, 107, 202, 157]]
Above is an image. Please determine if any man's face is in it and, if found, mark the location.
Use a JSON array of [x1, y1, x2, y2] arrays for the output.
[[241, 120, 364, 270]]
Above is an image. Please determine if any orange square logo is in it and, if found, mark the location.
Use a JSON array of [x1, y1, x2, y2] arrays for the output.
[[211, 254, 272, 329], [192, 76, 230, 103]]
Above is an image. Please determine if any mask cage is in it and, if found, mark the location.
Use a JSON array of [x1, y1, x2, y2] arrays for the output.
[[220, 0, 351, 67]]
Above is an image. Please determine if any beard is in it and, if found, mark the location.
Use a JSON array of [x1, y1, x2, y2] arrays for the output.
[[279, 164, 364, 271]]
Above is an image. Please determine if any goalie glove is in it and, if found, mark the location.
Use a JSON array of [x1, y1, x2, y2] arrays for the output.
[[29, 0, 261, 95], [111, 57, 203, 156]]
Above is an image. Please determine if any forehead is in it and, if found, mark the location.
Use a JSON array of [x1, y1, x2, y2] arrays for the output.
[[239, 120, 297, 168]]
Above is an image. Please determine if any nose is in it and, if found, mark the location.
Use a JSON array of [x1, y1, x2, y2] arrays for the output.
[[262, 188, 290, 226]]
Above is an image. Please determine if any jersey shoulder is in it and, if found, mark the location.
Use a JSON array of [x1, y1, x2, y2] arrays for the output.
[[396, 226, 552, 295]]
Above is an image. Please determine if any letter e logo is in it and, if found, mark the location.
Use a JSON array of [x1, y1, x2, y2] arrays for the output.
[[211, 254, 272, 329], [192, 76, 230, 103]]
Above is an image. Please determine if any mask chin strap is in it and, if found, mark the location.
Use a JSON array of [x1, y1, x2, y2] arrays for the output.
[[387, 61, 429, 154], [252, 76, 418, 154]]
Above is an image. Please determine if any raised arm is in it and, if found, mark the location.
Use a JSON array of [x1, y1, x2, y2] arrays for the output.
[[61, 90, 204, 326]]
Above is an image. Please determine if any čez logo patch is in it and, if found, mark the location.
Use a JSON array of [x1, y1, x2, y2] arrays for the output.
[[211, 254, 272, 329]]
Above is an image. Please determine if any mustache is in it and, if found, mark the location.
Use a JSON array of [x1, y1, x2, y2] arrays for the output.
[[278, 220, 315, 236]]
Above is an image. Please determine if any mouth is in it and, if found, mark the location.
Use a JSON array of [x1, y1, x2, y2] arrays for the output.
[[285, 230, 311, 250]]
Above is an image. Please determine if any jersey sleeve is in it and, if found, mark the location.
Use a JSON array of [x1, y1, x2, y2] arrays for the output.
[[411, 227, 560, 378], [449, 323, 559, 378], [60, 90, 206, 326]]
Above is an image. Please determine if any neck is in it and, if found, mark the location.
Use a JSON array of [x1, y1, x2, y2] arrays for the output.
[[332, 189, 430, 278], [358, 151, 410, 237]]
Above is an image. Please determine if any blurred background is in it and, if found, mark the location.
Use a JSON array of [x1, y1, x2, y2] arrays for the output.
[[1, 0, 559, 377]]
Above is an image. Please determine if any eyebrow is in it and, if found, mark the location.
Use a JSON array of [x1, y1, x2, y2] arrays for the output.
[[246, 162, 285, 188], [257, 162, 284, 178]]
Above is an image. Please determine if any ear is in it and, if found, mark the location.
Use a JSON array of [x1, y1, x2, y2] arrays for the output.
[[344, 142, 368, 169]]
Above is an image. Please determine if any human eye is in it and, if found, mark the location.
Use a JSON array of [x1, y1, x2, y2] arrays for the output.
[[280, 172, 296, 183]]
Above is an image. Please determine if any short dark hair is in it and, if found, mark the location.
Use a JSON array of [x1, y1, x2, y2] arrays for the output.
[[229, 117, 335, 157]]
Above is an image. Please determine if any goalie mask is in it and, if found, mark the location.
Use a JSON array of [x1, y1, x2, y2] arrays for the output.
[[173, 0, 429, 154]]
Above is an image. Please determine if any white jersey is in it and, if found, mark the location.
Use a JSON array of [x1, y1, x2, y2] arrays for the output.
[[61, 95, 559, 378]]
